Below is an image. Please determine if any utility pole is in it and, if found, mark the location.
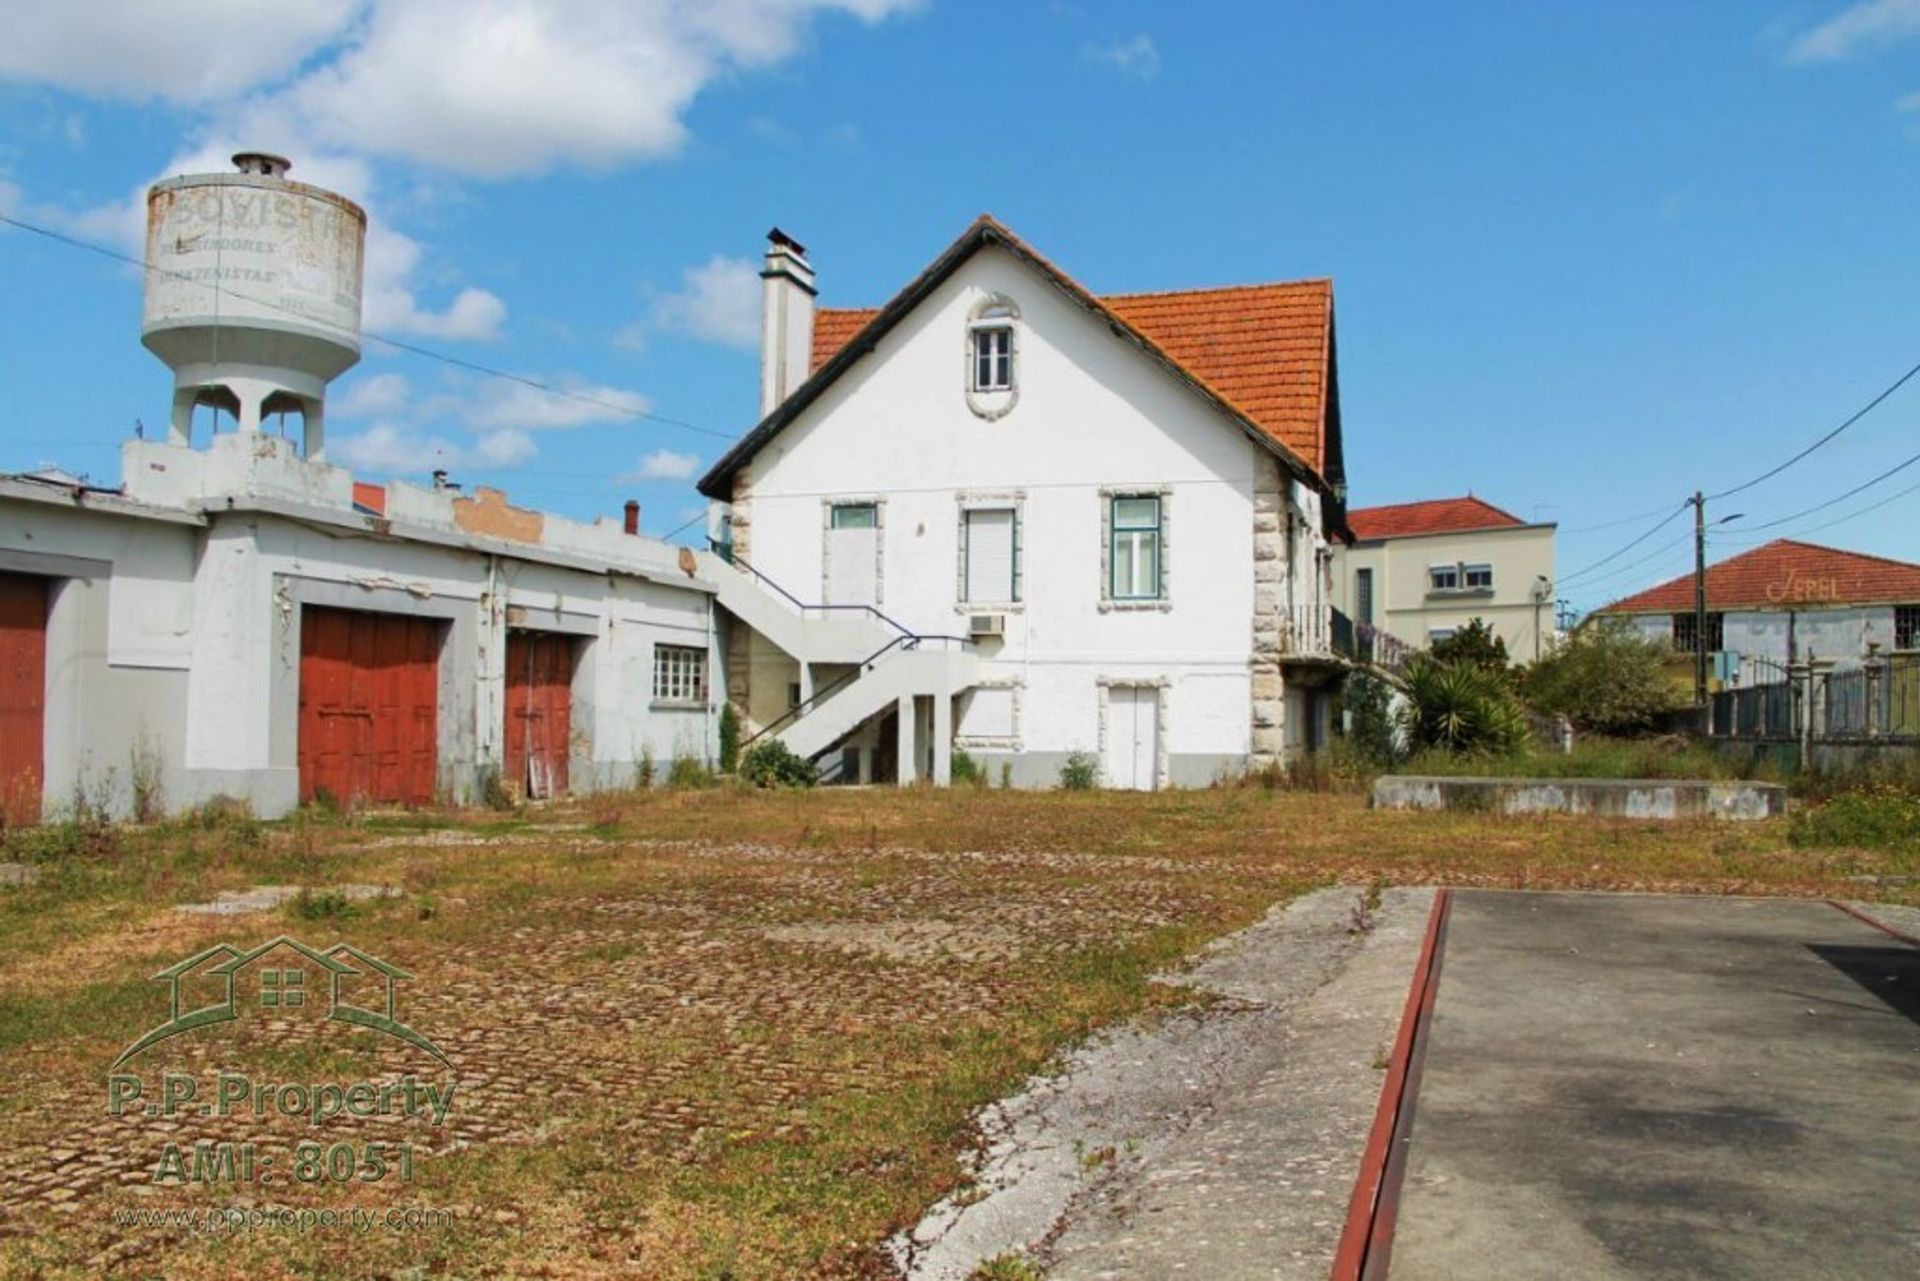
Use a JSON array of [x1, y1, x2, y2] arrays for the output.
[[1692, 490, 1708, 715]]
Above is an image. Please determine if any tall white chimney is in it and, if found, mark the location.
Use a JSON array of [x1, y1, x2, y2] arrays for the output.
[[759, 227, 816, 416]]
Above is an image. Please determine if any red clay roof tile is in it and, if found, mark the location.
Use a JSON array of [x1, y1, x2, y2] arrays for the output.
[[809, 276, 1335, 475], [1600, 539, 1920, 614], [1347, 496, 1526, 540]]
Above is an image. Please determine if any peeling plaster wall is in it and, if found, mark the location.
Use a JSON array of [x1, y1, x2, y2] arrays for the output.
[[2, 464, 715, 819], [1616, 605, 1899, 671]]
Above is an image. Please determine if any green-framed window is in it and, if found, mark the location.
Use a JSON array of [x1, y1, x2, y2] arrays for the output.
[[1110, 495, 1162, 601]]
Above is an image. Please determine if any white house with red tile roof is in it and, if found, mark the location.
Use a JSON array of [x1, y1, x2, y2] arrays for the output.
[[1330, 496, 1559, 660], [695, 218, 1355, 787], [1593, 538, 1920, 672]]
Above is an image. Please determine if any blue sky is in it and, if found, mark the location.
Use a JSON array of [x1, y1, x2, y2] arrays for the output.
[[3, 1, 1920, 613]]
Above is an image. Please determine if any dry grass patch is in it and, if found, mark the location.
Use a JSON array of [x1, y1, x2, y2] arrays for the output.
[[0, 786, 1906, 1277]]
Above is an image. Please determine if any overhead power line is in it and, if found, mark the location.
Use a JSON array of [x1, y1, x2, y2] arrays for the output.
[[1705, 358, 1920, 501], [1553, 500, 1690, 587], [1562, 529, 1696, 601], [1737, 441, 1920, 533], [0, 209, 738, 445]]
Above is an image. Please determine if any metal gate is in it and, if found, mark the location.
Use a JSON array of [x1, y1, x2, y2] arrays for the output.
[[297, 606, 442, 807], [504, 630, 572, 798], [0, 573, 47, 825]]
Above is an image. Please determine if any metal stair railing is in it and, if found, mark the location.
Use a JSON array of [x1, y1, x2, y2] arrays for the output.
[[738, 631, 973, 756], [709, 537, 918, 639]]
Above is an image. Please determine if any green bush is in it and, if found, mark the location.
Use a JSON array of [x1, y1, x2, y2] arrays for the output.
[[1400, 657, 1529, 758], [1059, 751, 1098, 790], [1343, 670, 1402, 765], [290, 887, 360, 922], [952, 748, 985, 785], [667, 754, 714, 789], [738, 740, 819, 788], [1522, 618, 1682, 735], [1428, 618, 1513, 683], [718, 703, 742, 774], [1789, 787, 1920, 852]]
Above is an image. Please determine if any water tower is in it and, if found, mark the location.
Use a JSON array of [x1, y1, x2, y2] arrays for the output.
[[142, 153, 367, 462]]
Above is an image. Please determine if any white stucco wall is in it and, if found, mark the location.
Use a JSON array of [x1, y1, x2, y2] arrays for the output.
[[726, 244, 1330, 781], [1, 448, 717, 820]]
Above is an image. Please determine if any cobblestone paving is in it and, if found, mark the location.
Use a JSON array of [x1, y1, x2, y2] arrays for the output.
[[0, 828, 1293, 1276]]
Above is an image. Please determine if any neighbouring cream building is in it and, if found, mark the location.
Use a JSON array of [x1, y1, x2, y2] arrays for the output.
[[1331, 495, 1559, 660], [0, 155, 719, 823], [696, 217, 1361, 788]]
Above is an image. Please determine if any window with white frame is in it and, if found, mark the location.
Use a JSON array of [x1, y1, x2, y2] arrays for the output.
[[958, 685, 1017, 741], [652, 645, 707, 705], [830, 502, 878, 530], [972, 325, 1012, 391], [962, 507, 1019, 603], [1111, 495, 1163, 601], [1431, 561, 1494, 594], [1898, 605, 1920, 651]]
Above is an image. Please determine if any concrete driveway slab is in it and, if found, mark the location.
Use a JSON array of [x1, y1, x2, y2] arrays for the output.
[[1385, 892, 1920, 1280]]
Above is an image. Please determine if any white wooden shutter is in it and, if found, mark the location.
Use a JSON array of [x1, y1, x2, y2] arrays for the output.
[[964, 509, 1015, 603]]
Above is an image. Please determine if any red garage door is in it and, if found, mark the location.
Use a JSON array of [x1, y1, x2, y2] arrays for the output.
[[505, 630, 572, 798], [0, 573, 47, 825], [298, 606, 442, 808]]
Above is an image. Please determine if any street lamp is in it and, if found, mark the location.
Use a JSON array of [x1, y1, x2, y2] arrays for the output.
[[1691, 493, 1744, 716]]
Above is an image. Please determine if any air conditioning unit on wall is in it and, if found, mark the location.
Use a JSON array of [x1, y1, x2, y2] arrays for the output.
[[969, 613, 1006, 637]]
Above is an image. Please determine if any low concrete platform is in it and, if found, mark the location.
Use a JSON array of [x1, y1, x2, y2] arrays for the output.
[[1371, 775, 1787, 820], [1385, 892, 1920, 1279]]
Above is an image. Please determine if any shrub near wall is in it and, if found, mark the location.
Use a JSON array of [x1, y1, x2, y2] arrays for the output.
[[1790, 787, 1920, 854], [1522, 619, 1682, 735]]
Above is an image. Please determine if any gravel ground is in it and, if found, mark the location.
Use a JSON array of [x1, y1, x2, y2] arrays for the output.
[[892, 885, 1433, 1280]]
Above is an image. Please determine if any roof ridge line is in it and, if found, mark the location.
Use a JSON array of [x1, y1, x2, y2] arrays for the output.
[[1100, 277, 1333, 301]]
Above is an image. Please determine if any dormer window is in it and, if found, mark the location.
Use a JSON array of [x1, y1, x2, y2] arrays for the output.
[[972, 324, 1013, 391], [964, 296, 1021, 420]]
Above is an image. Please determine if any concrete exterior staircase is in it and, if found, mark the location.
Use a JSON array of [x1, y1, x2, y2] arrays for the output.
[[780, 642, 980, 761], [698, 550, 980, 770], [701, 551, 895, 665]]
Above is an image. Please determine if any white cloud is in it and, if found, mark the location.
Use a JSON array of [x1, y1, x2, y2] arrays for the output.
[[332, 371, 412, 419], [472, 427, 536, 467], [0, 0, 359, 104], [1084, 34, 1161, 81], [629, 448, 700, 481], [464, 377, 651, 430], [1786, 0, 1920, 63], [363, 224, 508, 339], [651, 254, 761, 349], [1900, 90, 1920, 111], [331, 422, 471, 473], [0, 0, 918, 180], [331, 421, 538, 474]]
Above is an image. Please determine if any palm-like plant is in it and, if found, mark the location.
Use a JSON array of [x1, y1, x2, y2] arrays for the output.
[[1401, 657, 1530, 757]]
